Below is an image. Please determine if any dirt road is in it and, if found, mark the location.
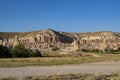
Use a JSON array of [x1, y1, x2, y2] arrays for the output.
[[0, 61, 120, 78]]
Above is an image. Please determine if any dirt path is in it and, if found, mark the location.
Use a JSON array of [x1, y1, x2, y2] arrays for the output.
[[0, 61, 120, 78]]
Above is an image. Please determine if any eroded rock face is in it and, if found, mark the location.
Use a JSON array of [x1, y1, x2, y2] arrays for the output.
[[13, 35, 20, 48], [72, 40, 79, 51], [0, 30, 120, 52], [75, 32, 120, 52], [11, 29, 74, 49]]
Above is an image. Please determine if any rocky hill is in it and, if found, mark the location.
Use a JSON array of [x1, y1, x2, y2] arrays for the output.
[[71, 31, 120, 52], [0, 29, 120, 52]]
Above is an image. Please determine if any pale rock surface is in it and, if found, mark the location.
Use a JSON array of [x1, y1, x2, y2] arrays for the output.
[[0, 30, 120, 52], [13, 35, 20, 47]]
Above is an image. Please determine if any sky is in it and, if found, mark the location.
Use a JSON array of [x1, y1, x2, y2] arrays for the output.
[[0, 0, 120, 32]]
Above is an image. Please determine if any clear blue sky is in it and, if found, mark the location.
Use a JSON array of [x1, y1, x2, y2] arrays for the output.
[[0, 0, 120, 32]]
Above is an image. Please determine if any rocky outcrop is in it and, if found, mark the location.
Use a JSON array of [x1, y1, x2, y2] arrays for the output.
[[72, 40, 79, 51], [10, 29, 74, 49], [71, 31, 120, 52], [0, 29, 120, 52], [13, 35, 20, 48]]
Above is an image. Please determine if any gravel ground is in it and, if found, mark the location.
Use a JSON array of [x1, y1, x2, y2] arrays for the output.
[[0, 60, 120, 78]]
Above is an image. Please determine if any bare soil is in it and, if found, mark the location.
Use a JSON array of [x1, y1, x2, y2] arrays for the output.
[[0, 60, 120, 78]]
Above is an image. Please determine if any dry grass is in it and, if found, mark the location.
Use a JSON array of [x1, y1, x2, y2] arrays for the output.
[[0, 53, 120, 67], [1, 73, 120, 80]]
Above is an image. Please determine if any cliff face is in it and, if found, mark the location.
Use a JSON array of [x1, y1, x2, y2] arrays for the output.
[[0, 29, 120, 52], [71, 31, 120, 52], [0, 29, 74, 49]]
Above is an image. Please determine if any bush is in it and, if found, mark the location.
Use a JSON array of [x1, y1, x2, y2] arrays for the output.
[[105, 48, 114, 53], [0, 45, 12, 58], [52, 46, 59, 51], [105, 48, 120, 54], [12, 44, 42, 58], [81, 49, 89, 52], [29, 49, 42, 57], [81, 49, 101, 53], [11, 44, 30, 58], [91, 49, 101, 53], [0, 44, 42, 58], [117, 47, 120, 51]]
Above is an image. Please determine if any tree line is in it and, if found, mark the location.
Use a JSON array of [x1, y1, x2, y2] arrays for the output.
[[0, 45, 42, 58]]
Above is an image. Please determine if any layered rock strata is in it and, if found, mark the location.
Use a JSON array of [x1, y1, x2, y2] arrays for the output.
[[0, 29, 120, 52]]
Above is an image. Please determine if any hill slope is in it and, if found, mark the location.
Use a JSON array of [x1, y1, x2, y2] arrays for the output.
[[0, 29, 120, 52]]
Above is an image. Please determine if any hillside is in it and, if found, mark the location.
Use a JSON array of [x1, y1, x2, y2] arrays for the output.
[[0, 29, 120, 52]]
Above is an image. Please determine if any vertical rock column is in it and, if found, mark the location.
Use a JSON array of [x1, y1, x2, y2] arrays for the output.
[[72, 40, 80, 51], [29, 37, 35, 43], [13, 35, 20, 48]]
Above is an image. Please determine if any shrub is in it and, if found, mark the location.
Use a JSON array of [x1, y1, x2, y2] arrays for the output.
[[11, 44, 30, 58], [105, 48, 120, 54], [105, 48, 114, 53], [81, 49, 89, 52], [117, 47, 120, 51], [52, 46, 59, 51], [81, 49, 101, 53], [91, 49, 101, 53], [0, 45, 12, 58], [29, 49, 42, 57]]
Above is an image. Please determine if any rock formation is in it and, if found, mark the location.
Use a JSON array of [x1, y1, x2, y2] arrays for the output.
[[72, 40, 79, 51], [13, 35, 20, 48], [0, 29, 120, 52]]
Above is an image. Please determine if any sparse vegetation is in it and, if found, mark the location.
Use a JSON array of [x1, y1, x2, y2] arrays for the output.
[[11, 45, 30, 58], [0, 32, 19, 39], [0, 53, 119, 67], [29, 49, 42, 57], [52, 46, 59, 51], [81, 48, 120, 54], [0, 45, 42, 58], [1, 73, 120, 80], [81, 49, 102, 53], [105, 47, 120, 54], [0, 45, 12, 58]]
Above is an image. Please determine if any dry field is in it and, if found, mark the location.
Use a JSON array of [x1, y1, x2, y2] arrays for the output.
[[0, 53, 120, 67], [1, 73, 120, 80]]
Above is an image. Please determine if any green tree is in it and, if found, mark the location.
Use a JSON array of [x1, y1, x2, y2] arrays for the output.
[[29, 49, 42, 57], [12, 44, 30, 58], [0, 45, 12, 58]]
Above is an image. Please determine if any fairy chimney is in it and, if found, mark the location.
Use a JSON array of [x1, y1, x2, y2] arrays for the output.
[[13, 35, 20, 48], [72, 40, 80, 51]]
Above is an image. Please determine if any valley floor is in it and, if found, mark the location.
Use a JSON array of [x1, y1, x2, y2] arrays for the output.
[[0, 60, 120, 79]]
